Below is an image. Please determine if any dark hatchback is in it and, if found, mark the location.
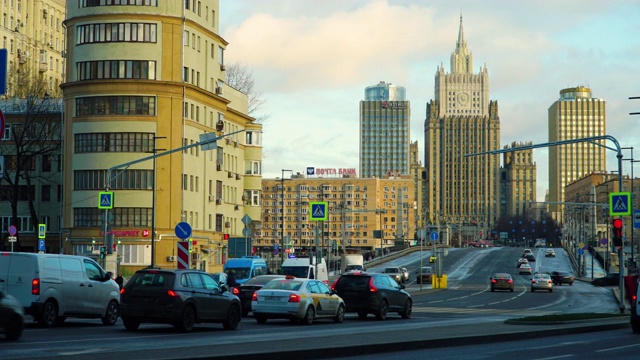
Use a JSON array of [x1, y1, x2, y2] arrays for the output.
[[0, 289, 24, 341], [331, 272, 412, 320], [235, 275, 285, 316], [551, 271, 575, 286], [119, 268, 241, 332]]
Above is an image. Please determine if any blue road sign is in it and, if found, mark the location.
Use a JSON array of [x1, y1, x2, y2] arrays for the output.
[[38, 224, 46, 239], [174, 222, 192, 239], [609, 192, 631, 216], [98, 191, 114, 210], [430, 231, 439, 241], [310, 201, 328, 221], [578, 248, 584, 256], [38, 239, 45, 252], [8, 224, 16, 236], [634, 210, 640, 229]]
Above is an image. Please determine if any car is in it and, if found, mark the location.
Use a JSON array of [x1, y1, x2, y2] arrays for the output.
[[235, 275, 285, 316], [519, 263, 532, 275], [251, 276, 345, 325], [0, 289, 24, 341], [592, 273, 620, 287], [517, 257, 529, 268], [416, 266, 434, 284], [531, 273, 553, 292], [382, 267, 404, 284], [429, 256, 437, 263], [523, 249, 533, 256], [401, 267, 410, 283], [490, 273, 514, 292], [525, 254, 536, 262], [119, 268, 241, 332], [545, 249, 556, 257], [550, 271, 574, 286], [331, 271, 412, 320]]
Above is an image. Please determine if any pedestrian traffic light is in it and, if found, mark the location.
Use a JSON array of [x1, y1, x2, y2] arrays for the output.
[[223, 234, 229, 240], [612, 218, 624, 247], [99, 246, 107, 259], [188, 238, 193, 253]]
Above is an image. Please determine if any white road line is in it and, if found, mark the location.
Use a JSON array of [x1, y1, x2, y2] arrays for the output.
[[595, 343, 640, 352]]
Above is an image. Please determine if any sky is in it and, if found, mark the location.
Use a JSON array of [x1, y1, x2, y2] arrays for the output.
[[219, 0, 640, 201]]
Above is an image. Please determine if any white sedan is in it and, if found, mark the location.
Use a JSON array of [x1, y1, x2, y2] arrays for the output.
[[251, 276, 345, 325], [519, 263, 532, 275]]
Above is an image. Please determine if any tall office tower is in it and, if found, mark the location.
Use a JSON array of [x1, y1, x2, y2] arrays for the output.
[[359, 81, 410, 178], [548, 86, 606, 220], [500, 142, 537, 217], [62, 1, 263, 274], [424, 16, 501, 233]]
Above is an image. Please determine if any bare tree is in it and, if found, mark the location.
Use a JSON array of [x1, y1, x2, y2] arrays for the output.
[[0, 72, 63, 250], [224, 63, 270, 123]]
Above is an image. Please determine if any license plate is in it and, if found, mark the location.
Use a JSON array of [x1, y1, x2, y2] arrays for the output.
[[264, 296, 279, 301]]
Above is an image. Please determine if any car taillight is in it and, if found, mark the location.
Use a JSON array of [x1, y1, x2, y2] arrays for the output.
[[32, 278, 40, 295], [368, 277, 377, 292], [232, 287, 240, 295], [330, 280, 338, 291], [252, 292, 258, 301], [120, 288, 126, 295], [167, 290, 178, 297], [288, 294, 300, 303], [507, 279, 513, 284], [547, 280, 552, 284], [491, 279, 497, 283], [531, 280, 536, 284]]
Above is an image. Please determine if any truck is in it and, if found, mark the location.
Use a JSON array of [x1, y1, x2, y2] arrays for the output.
[[223, 256, 268, 286], [281, 256, 328, 284], [341, 254, 365, 273]]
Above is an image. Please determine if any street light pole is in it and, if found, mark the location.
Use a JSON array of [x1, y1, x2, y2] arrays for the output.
[[280, 169, 292, 264]]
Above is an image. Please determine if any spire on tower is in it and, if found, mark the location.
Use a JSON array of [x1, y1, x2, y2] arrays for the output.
[[457, 14, 465, 49]]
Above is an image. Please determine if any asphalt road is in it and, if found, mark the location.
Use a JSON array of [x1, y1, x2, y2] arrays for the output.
[[1, 246, 629, 360]]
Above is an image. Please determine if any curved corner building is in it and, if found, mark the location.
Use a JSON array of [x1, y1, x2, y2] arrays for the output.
[[62, 1, 262, 273]]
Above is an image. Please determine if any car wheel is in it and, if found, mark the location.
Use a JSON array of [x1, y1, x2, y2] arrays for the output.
[[400, 299, 412, 319], [254, 313, 268, 324], [491, 287, 495, 292], [375, 300, 388, 321], [510, 288, 514, 292], [531, 288, 535, 292], [122, 316, 140, 331], [334, 304, 345, 323], [176, 305, 196, 332], [302, 306, 315, 325], [223, 304, 241, 330], [549, 289, 553, 293], [357, 311, 368, 319], [38, 300, 58, 327], [570, 282, 574, 286], [101, 300, 119, 325], [5, 314, 23, 341]]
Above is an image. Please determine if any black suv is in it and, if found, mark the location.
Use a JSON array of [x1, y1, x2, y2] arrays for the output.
[[331, 272, 411, 320], [120, 268, 241, 332]]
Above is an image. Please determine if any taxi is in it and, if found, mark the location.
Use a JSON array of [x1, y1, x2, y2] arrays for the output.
[[251, 276, 345, 325]]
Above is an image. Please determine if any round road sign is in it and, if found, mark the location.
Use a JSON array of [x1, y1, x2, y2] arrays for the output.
[[8, 225, 17, 236]]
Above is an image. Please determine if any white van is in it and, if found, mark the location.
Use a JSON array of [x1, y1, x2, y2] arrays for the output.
[[281, 256, 328, 284], [0, 252, 120, 327]]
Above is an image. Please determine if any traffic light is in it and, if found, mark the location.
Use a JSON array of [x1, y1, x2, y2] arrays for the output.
[[99, 246, 107, 259], [223, 234, 229, 240], [612, 218, 624, 247], [188, 238, 193, 253]]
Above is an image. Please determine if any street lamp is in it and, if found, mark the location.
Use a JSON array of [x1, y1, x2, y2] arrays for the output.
[[280, 169, 292, 263], [149, 135, 166, 268], [376, 209, 387, 256]]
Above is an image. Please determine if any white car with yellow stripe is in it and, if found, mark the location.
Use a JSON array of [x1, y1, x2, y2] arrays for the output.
[[251, 276, 345, 325]]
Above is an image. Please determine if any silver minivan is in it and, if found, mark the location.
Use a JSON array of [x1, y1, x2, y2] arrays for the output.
[[0, 252, 120, 327]]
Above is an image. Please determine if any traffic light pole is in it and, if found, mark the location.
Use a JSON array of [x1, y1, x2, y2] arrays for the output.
[[101, 129, 245, 268]]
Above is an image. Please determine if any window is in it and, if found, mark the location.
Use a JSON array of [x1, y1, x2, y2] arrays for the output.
[[42, 155, 52, 172], [80, 0, 158, 7], [77, 60, 156, 81], [74, 169, 153, 190], [41, 185, 51, 202], [245, 131, 261, 146], [76, 23, 157, 45], [74, 207, 152, 227], [75, 133, 154, 153], [76, 96, 156, 116]]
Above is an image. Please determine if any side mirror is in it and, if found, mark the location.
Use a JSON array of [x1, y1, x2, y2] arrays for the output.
[[105, 271, 113, 281], [221, 285, 229, 293]]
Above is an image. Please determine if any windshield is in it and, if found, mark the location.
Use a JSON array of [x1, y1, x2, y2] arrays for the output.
[[281, 266, 310, 278], [263, 280, 303, 291], [224, 267, 251, 281]]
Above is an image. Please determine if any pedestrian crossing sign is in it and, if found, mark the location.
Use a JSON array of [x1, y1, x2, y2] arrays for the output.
[[609, 192, 631, 216], [309, 201, 328, 221], [98, 191, 114, 210]]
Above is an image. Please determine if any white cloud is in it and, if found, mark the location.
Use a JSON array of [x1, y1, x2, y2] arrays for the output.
[[220, 0, 640, 201]]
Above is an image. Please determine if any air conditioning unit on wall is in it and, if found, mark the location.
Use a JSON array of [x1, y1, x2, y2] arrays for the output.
[[167, 255, 176, 262], [216, 198, 222, 205], [208, 195, 215, 202]]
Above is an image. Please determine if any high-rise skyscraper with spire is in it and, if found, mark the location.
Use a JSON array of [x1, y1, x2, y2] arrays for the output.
[[424, 16, 501, 232]]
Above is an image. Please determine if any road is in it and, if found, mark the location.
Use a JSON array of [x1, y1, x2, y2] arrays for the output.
[[0, 246, 627, 360]]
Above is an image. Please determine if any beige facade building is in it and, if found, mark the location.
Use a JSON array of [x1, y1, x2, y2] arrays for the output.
[[62, 1, 261, 275], [424, 16, 500, 233], [500, 141, 536, 217], [548, 86, 606, 221], [257, 175, 416, 257]]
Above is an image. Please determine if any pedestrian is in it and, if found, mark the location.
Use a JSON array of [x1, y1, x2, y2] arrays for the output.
[[115, 275, 124, 290]]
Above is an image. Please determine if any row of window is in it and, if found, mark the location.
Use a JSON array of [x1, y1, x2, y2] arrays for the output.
[[75, 132, 155, 153], [76, 23, 157, 45], [77, 60, 156, 80], [76, 96, 156, 116], [0, 185, 60, 202], [74, 170, 153, 190], [80, 0, 158, 7], [74, 207, 152, 227]]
